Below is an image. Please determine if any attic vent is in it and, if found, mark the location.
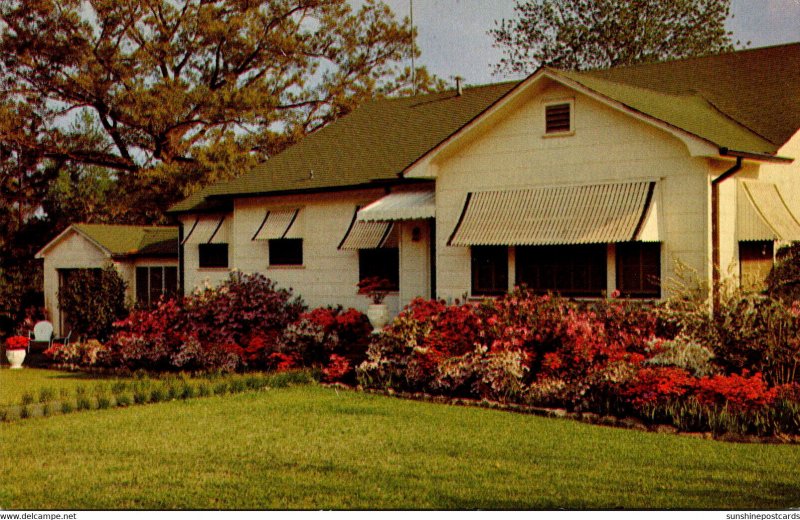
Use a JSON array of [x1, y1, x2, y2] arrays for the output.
[[545, 102, 572, 134]]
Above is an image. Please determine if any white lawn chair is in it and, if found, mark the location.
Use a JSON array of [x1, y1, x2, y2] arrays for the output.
[[29, 320, 54, 352]]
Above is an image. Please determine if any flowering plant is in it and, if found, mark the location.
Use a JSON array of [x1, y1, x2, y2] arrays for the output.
[[5, 335, 29, 350], [357, 277, 394, 304]]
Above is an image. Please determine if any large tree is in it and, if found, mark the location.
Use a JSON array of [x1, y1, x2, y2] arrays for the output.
[[490, 0, 737, 76], [0, 0, 440, 221], [0, 0, 441, 333]]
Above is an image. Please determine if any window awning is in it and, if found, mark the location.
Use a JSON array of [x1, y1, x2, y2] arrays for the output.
[[339, 207, 398, 250], [252, 209, 300, 241], [737, 180, 800, 241], [182, 216, 229, 245], [448, 181, 659, 246], [357, 190, 435, 222]]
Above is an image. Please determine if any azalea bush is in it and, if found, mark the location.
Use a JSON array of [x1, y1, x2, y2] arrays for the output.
[[358, 288, 800, 435], [103, 273, 371, 379], [108, 273, 305, 372], [277, 306, 372, 383], [44, 340, 111, 368]]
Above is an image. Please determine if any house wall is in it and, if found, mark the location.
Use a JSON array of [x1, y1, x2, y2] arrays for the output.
[[181, 188, 436, 316], [758, 129, 800, 217], [180, 214, 233, 294], [427, 79, 712, 301], [398, 219, 432, 303]]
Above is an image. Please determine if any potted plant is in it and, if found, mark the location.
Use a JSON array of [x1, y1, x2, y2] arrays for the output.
[[358, 277, 393, 330], [5, 335, 29, 369]]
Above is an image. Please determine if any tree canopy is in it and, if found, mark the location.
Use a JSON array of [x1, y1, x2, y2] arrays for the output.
[[0, 0, 440, 221], [0, 0, 440, 333], [490, 0, 737, 76]]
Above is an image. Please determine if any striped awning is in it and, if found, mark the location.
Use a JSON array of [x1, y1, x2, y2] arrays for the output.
[[182, 216, 229, 245], [357, 190, 435, 222], [737, 180, 800, 241], [252, 209, 300, 241], [448, 181, 659, 246], [339, 207, 398, 250]]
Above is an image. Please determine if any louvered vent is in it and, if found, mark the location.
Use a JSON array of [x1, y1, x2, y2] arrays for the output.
[[545, 103, 571, 133]]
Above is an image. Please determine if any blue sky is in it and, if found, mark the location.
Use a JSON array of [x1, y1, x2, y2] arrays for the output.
[[370, 0, 800, 85]]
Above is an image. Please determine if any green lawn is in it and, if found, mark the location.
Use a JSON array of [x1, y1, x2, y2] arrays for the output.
[[0, 367, 129, 406], [1, 382, 799, 509]]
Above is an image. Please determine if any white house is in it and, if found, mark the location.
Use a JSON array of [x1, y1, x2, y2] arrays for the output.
[[35, 224, 179, 335], [169, 43, 800, 315]]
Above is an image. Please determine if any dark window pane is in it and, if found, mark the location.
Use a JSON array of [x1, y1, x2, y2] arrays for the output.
[[149, 267, 163, 305], [136, 267, 149, 306], [516, 244, 606, 297], [616, 242, 661, 298], [269, 239, 303, 266], [471, 246, 508, 296], [359, 248, 399, 290], [164, 267, 178, 299], [199, 243, 228, 268]]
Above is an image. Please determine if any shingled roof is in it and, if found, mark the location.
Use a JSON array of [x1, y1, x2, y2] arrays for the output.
[[36, 224, 179, 259], [171, 43, 800, 214], [169, 82, 517, 213]]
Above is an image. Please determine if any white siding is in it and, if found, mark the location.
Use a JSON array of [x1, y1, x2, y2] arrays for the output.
[[429, 80, 711, 300], [181, 189, 437, 316]]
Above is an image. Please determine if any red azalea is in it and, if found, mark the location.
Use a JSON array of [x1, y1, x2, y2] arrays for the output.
[[5, 335, 29, 350]]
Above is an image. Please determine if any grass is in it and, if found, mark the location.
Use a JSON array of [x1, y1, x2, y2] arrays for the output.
[[0, 384, 799, 509], [0, 368, 128, 406]]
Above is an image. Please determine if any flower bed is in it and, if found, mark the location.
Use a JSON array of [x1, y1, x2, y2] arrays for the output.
[[357, 288, 800, 437], [44, 272, 373, 381]]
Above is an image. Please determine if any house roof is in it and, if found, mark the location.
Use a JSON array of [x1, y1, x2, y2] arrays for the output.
[[579, 42, 800, 149], [36, 224, 179, 259], [171, 43, 800, 214], [169, 82, 517, 213]]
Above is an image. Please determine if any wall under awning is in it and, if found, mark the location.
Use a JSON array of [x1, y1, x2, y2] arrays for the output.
[[737, 180, 800, 241], [447, 181, 659, 246]]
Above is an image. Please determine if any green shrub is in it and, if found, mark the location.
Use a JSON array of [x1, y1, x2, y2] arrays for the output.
[[19, 405, 31, 419], [149, 386, 166, 403], [116, 394, 132, 407], [646, 336, 715, 377], [38, 387, 55, 403], [61, 401, 74, 414], [767, 242, 800, 303], [57, 263, 128, 341], [20, 392, 34, 406], [76, 396, 92, 410]]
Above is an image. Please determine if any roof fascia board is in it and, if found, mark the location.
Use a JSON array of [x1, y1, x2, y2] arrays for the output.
[[194, 179, 431, 207], [35, 225, 113, 259], [403, 69, 719, 179]]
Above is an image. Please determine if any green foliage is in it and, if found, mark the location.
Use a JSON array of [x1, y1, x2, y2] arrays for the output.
[[646, 336, 715, 377], [57, 263, 128, 341], [0, 0, 442, 223], [491, 0, 736, 75], [20, 392, 34, 406], [38, 387, 55, 404], [767, 242, 800, 304]]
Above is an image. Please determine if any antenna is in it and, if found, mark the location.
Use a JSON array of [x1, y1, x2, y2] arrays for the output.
[[410, 0, 416, 96]]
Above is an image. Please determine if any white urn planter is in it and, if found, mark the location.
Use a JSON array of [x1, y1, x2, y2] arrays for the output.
[[366, 304, 389, 332], [6, 349, 26, 369]]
